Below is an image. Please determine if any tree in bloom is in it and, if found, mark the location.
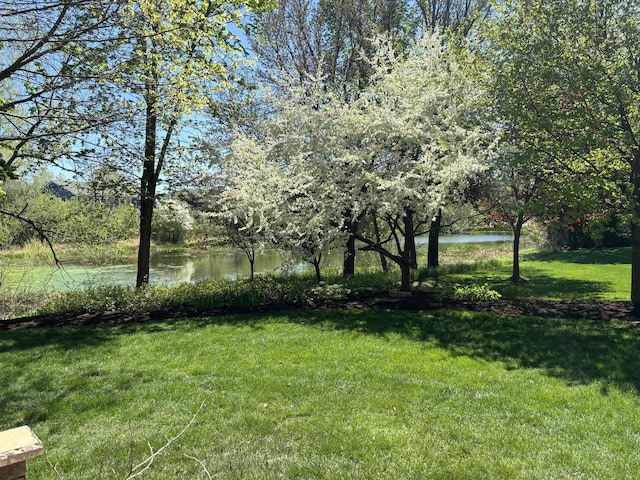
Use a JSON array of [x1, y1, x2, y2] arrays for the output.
[[216, 80, 354, 283], [84, 0, 276, 287], [349, 34, 496, 290], [218, 34, 495, 290], [215, 136, 279, 280]]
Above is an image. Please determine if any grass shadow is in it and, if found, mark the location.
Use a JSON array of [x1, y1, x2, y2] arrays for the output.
[[286, 309, 640, 395], [523, 247, 631, 265], [433, 268, 614, 300], [3, 303, 640, 422], [491, 273, 613, 300]]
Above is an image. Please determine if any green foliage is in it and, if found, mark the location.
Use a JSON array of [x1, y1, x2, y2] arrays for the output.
[[62, 202, 139, 245], [39, 285, 172, 315], [478, 0, 640, 300], [0, 176, 138, 248], [308, 283, 352, 301], [36, 272, 395, 317], [451, 283, 502, 301]]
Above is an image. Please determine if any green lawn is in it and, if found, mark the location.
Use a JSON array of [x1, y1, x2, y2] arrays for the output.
[[3, 309, 640, 479], [437, 247, 632, 300]]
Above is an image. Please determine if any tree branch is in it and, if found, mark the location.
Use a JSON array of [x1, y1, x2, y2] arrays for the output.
[[0, 207, 61, 266]]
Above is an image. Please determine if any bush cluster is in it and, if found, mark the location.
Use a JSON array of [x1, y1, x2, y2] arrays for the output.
[[37, 273, 396, 317], [450, 283, 502, 301]]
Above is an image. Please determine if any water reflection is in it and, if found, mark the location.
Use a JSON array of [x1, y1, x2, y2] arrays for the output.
[[2, 232, 512, 292]]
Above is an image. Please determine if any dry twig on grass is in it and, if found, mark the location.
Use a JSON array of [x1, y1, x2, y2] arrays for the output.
[[123, 400, 206, 480]]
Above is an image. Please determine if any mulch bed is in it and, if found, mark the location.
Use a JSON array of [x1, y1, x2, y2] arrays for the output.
[[1, 293, 638, 331]]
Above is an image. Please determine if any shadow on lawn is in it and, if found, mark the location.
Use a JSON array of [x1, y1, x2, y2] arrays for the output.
[[491, 272, 613, 300], [523, 247, 631, 265], [444, 269, 614, 300], [0, 327, 141, 428], [0, 302, 640, 410], [294, 309, 640, 395]]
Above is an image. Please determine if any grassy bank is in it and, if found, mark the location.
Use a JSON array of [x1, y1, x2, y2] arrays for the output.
[[3, 310, 640, 479], [0, 244, 633, 320]]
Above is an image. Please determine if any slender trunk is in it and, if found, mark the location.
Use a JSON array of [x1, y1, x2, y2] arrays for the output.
[[313, 258, 322, 284], [427, 208, 442, 268], [404, 209, 417, 270], [248, 250, 255, 281], [509, 212, 525, 283], [343, 232, 356, 277], [632, 152, 640, 314], [373, 216, 388, 272], [136, 80, 157, 288]]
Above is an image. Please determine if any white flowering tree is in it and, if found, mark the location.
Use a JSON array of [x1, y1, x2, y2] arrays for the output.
[[215, 137, 278, 280], [348, 35, 495, 290], [217, 34, 494, 290], [217, 81, 356, 283]]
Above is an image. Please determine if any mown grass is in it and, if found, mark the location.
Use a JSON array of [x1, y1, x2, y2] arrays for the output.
[[424, 247, 631, 301], [3, 310, 640, 479]]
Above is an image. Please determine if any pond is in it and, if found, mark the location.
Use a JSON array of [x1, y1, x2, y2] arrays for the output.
[[1, 232, 513, 293]]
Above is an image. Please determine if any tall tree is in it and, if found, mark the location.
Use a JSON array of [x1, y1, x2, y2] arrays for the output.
[[89, 0, 274, 287], [250, 0, 415, 277], [414, 0, 493, 268], [251, 0, 413, 88], [482, 0, 640, 310]]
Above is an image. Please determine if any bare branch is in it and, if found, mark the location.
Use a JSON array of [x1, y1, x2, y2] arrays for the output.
[[124, 401, 206, 480], [0, 206, 61, 266]]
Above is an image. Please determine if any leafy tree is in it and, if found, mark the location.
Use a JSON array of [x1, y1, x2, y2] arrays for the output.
[[0, 1, 123, 187], [476, 147, 546, 282], [481, 0, 640, 309], [85, 0, 275, 287]]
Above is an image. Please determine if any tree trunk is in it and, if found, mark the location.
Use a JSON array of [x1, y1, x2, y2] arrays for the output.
[[136, 196, 154, 287], [248, 250, 255, 281], [373, 216, 388, 272], [632, 153, 640, 314], [136, 81, 158, 288], [427, 208, 442, 268], [343, 232, 356, 277], [404, 209, 417, 270], [399, 256, 412, 291], [509, 212, 525, 283], [313, 257, 322, 284]]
